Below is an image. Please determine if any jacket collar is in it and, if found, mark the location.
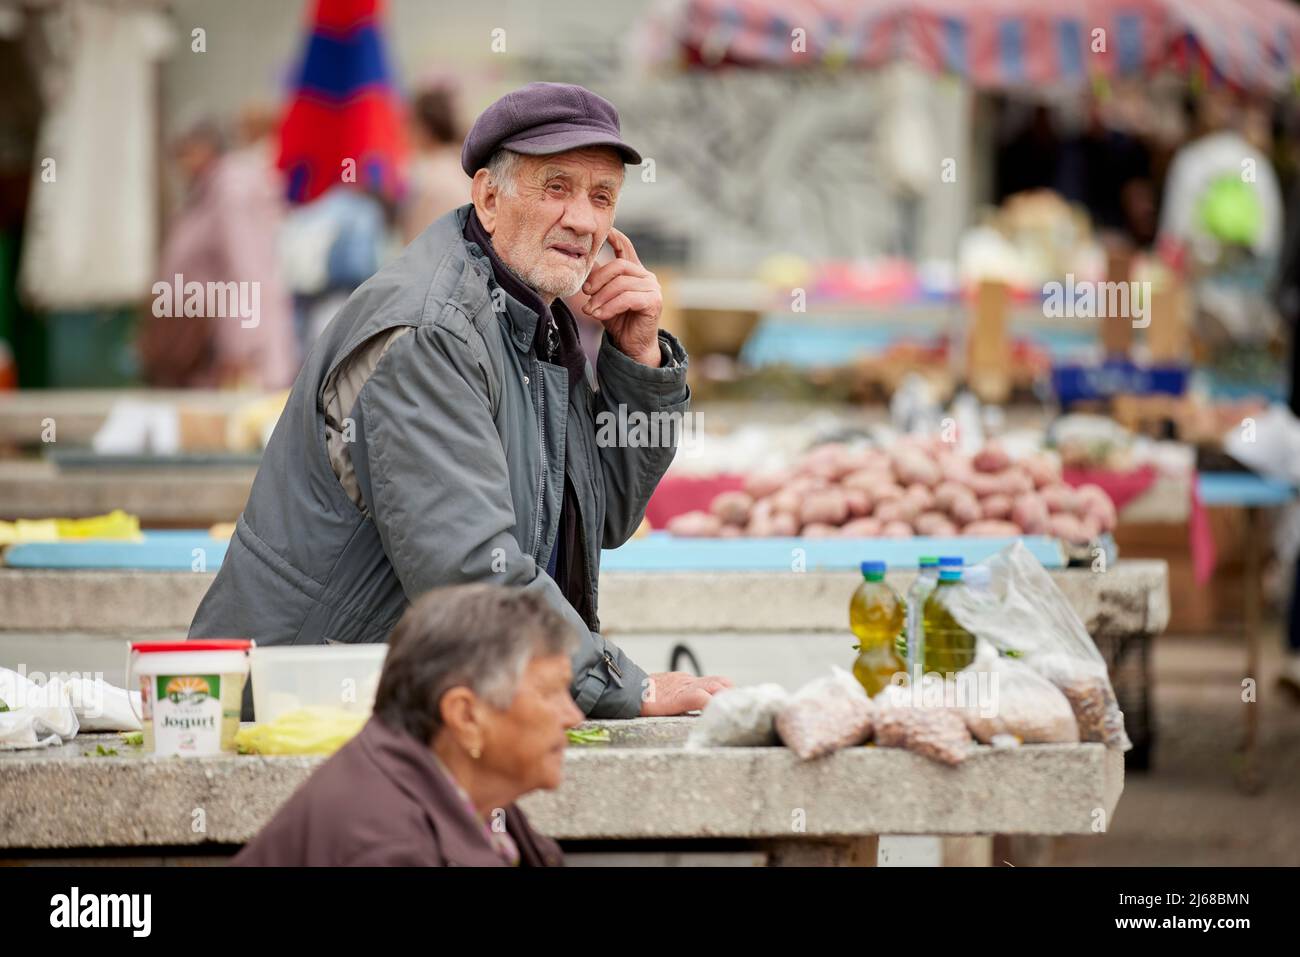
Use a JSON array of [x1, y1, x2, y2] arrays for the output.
[[357, 715, 512, 867], [458, 205, 539, 356], [460, 206, 587, 400]]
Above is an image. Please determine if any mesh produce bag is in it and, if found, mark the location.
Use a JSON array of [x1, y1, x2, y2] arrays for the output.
[[873, 683, 974, 765], [939, 542, 1131, 750], [959, 641, 1079, 745], [775, 667, 875, 760]]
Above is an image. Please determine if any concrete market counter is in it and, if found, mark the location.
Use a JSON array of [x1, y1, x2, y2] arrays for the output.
[[0, 460, 256, 524], [0, 562, 1147, 863], [0, 390, 263, 449], [0, 562, 1166, 777], [0, 719, 1123, 864], [0, 563, 1168, 638]]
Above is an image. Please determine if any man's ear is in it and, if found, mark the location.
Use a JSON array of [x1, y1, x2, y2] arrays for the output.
[[471, 169, 497, 235]]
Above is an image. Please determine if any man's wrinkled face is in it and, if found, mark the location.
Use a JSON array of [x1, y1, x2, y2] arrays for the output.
[[475, 147, 623, 300]]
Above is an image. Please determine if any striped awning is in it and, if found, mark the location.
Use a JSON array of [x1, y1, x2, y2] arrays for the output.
[[654, 0, 1300, 93]]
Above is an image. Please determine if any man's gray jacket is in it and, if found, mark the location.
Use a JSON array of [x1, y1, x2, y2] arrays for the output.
[[188, 205, 689, 718]]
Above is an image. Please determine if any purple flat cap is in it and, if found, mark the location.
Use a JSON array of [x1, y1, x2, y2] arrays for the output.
[[461, 82, 642, 176]]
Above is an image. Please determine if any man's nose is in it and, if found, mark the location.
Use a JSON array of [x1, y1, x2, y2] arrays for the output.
[[559, 194, 599, 237]]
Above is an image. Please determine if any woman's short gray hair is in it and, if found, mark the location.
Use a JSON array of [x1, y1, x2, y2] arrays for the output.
[[374, 583, 578, 743]]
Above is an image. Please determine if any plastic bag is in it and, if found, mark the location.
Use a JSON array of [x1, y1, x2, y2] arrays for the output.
[[958, 642, 1079, 745], [873, 683, 974, 766], [0, 668, 79, 750], [775, 667, 875, 760], [686, 684, 788, 748], [939, 541, 1131, 750]]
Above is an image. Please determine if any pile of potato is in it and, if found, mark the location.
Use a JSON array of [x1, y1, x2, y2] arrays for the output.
[[665, 437, 1117, 544]]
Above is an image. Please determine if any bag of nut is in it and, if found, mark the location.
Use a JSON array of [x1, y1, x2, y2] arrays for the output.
[[873, 682, 975, 766], [775, 667, 875, 760], [940, 542, 1131, 750], [1032, 654, 1127, 745], [959, 643, 1080, 745]]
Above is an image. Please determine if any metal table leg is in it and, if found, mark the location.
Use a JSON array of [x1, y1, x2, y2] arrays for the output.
[[1238, 506, 1264, 794]]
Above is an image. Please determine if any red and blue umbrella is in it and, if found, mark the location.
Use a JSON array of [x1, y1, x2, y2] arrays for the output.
[[278, 0, 407, 205]]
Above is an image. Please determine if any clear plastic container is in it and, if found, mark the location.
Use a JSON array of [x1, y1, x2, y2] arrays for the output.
[[900, 556, 940, 678], [250, 644, 388, 724]]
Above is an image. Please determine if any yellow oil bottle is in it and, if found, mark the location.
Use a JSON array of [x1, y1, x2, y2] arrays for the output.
[[850, 561, 906, 696], [921, 560, 976, 675]]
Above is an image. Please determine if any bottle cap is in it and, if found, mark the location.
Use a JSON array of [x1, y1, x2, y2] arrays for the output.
[[938, 567, 963, 581], [918, 556, 939, 567], [938, 556, 963, 567], [860, 560, 887, 579]]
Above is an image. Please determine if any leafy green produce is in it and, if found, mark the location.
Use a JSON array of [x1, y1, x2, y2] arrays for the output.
[[120, 731, 144, 746], [566, 726, 610, 746], [234, 707, 366, 755]]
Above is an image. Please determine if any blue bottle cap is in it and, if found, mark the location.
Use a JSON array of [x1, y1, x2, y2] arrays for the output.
[[938, 556, 963, 567], [860, 560, 887, 576], [938, 567, 963, 581]]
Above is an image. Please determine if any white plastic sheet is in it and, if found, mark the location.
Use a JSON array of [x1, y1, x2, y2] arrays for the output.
[[939, 542, 1131, 750], [0, 668, 141, 750]]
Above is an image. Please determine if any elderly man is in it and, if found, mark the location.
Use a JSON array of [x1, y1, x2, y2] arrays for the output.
[[190, 82, 729, 718]]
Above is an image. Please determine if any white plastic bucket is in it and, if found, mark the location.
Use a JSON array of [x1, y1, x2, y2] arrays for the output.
[[129, 641, 252, 756]]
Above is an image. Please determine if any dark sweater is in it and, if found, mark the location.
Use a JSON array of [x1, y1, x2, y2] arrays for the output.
[[233, 716, 563, 867], [461, 210, 589, 614]]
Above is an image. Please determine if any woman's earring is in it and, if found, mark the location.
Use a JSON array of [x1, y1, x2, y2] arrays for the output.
[[470, 745, 481, 760]]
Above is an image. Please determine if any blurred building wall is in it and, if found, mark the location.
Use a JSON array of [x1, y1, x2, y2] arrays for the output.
[[161, 0, 975, 271]]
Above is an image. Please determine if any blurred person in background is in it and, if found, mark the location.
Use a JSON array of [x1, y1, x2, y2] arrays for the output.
[[401, 76, 470, 244], [139, 113, 297, 390], [1158, 89, 1284, 272], [995, 103, 1066, 202], [275, 0, 407, 359], [280, 182, 395, 357], [1062, 95, 1157, 250], [235, 585, 575, 867], [1158, 89, 1284, 355]]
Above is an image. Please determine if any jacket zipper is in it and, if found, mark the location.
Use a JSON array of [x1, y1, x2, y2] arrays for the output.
[[534, 356, 620, 692], [531, 360, 547, 563], [603, 651, 624, 686]]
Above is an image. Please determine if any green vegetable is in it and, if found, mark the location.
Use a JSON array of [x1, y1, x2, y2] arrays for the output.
[[566, 727, 610, 746], [0, 698, 8, 713], [85, 744, 118, 757], [119, 731, 144, 746]]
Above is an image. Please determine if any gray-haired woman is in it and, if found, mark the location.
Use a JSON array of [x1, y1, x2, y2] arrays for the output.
[[234, 584, 582, 866]]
